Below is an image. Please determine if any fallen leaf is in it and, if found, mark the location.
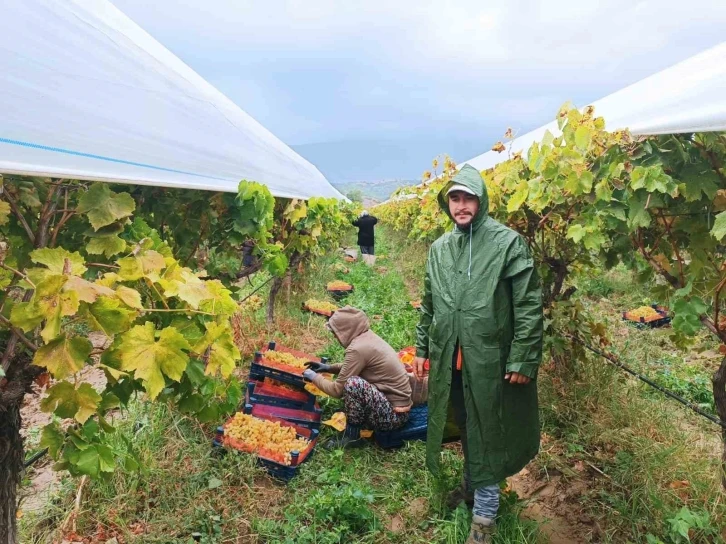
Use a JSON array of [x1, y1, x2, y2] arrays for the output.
[[323, 411, 347, 432]]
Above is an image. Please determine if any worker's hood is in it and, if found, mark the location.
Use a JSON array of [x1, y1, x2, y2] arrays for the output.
[[329, 306, 370, 348], [437, 164, 489, 231]]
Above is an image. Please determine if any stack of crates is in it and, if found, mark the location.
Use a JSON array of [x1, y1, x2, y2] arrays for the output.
[[214, 341, 324, 481]]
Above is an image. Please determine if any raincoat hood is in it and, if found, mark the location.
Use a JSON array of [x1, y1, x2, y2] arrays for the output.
[[437, 164, 489, 230], [329, 306, 370, 348]]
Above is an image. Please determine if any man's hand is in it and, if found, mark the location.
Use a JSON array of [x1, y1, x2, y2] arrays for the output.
[[505, 372, 531, 385], [413, 357, 429, 381]]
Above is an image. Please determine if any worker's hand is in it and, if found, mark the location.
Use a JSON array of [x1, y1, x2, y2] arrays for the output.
[[304, 361, 332, 373], [413, 357, 429, 381], [302, 369, 317, 382], [505, 372, 531, 385]]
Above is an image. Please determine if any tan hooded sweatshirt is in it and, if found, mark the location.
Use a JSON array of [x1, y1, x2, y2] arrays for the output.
[[311, 306, 412, 410]]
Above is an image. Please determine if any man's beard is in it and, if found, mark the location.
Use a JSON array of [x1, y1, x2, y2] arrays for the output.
[[454, 215, 474, 229]]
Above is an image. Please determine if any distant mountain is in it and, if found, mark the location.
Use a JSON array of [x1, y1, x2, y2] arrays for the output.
[[332, 179, 415, 203]]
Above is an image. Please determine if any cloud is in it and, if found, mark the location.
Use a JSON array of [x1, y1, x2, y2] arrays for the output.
[[111, 0, 726, 177]]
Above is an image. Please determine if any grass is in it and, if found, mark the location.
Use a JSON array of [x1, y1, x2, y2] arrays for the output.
[[20, 229, 541, 543], [20, 227, 726, 543]]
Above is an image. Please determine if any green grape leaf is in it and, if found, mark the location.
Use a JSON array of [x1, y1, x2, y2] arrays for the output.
[[672, 297, 709, 336], [116, 323, 190, 399], [710, 211, 726, 241], [30, 248, 87, 276], [566, 224, 586, 243], [680, 165, 720, 202], [574, 125, 592, 151], [627, 193, 651, 230], [41, 381, 80, 419], [194, 322, 239, 379], [115, 286, 143, 310], [86, 235, 127, 257], [0, 200, 10, 226], [169, 317, 204, 344], [33, 335, 92, 379], [85, 296, 137, 335], [40, 423, 65, 458], [77, 183, 136, 231], [507, 182, 529, 212], [10, 301, 44, 332]]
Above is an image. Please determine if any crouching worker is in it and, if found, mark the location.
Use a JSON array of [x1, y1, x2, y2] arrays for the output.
[[302, 306, 412, 449]]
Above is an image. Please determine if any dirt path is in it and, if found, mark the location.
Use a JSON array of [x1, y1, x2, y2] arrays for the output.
[[508, 465, 599, 543]]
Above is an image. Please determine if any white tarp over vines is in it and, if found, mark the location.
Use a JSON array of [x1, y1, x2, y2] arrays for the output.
[[0, 0, 343, 200]]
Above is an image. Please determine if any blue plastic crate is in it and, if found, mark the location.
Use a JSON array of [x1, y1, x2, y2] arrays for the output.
[[243, 402, 322, 431], [374, 404, 429, 449], [249, 360, 306, 389]]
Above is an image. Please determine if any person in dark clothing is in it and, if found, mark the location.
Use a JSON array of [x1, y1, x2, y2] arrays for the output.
[[352, 210, 378, 265]]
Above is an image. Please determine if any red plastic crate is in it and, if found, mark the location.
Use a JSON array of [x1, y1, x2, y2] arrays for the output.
[[245, 402, 321, 430]]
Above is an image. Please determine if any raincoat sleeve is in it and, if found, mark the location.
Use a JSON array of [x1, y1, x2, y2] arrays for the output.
[[310, 349, 365, 398], [502, 238, 543, 380], [415, 248, 434, 359]]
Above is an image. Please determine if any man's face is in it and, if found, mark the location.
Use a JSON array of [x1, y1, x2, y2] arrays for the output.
[[448, 191, 480, 229]]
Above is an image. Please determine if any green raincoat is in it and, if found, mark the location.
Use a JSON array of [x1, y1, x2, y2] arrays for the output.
[[415, 165, 543, 489]]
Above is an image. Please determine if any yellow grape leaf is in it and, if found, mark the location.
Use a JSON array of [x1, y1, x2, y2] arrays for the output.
[[75, 383, 103, 424], [33, 335, 92, 379], [96, 272, 121, 288], [284, 199, 308, 224], [63, 276, 115, 303], [117, 250, 166, 281], [322, 411, 346, 432], [85, 296, 137, 335], [116, 323, 190, 399], [116, 285, 143, 309], [360, 429, 373, 439], [199, 280, 238, 316], [0, 201, 10, 226], [29, 248, 87, 276], [194, 322, 239, 378]]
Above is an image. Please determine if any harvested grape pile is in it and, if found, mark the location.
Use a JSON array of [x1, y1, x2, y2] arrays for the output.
[[628, 306, 660, 319], [225, 413, 310, 466], [304, 299, 338, 313], [264, 350, 308, 369]]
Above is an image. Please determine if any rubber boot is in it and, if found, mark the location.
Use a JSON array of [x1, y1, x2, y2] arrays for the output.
[[446, 478, 474, 509], [466, 515, 495, 544], [324, 423, 365, 450], [368, 255, 376, 266]]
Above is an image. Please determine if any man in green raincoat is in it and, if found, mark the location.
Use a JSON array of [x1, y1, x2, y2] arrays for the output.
[[413, 164, 543, 543]]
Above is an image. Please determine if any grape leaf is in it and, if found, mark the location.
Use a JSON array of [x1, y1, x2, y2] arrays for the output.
[[710, 211, 726, 241], [0, 200, 10, 226], [75, 383, 103, 424], [30, 248, 87, 276], [76, 183, 136, 231], [199, 280, 238, 316], [85, 296, 137, 336], [86, 235, 127, 257], [575, 125, 592, 151], [63, 276, 115, 304], [10, 301, 45, 332], [117, 250, 166, 281], [115, 286, 143, 310], [40, 423, 65, 457], [33, 335, 92, 379], [41, 381, 80, 419], [194, 322, 239, 378], [116, 323, 190, 399]]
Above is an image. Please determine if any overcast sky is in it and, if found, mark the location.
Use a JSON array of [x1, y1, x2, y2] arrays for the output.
[[112, 0, 726, 182]]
